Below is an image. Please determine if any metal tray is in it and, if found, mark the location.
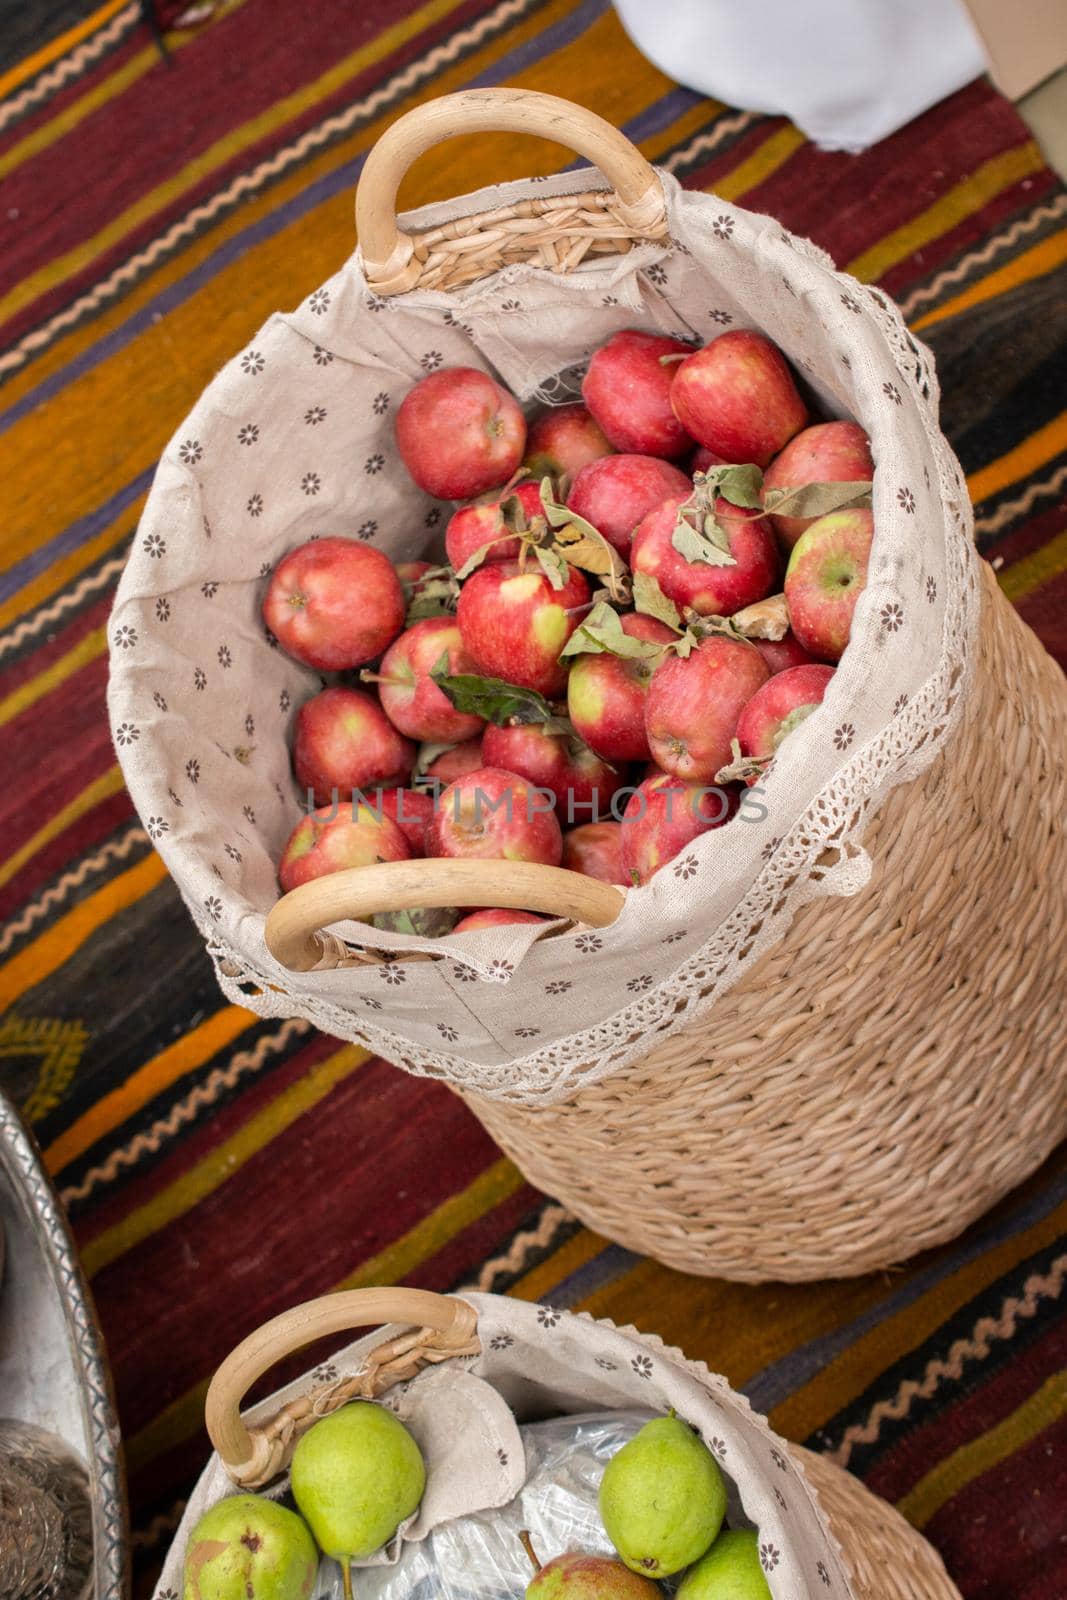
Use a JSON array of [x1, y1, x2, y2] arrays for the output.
[[0, 1091, 128, 1600]]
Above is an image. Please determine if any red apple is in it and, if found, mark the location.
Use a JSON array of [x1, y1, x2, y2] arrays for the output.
[[278, 800, 410, 893], [582, 330, 694, 459], [670, 330, 808, 467], [422, 738, 483, 784], [691, 445, 728, 473], [523, 403, 613, 482], [457, 561, 590, 698], [426, 767, 563, 866], [736, 663, 835, 773], [562, 821, 626, 885], [620, 773, 735, 885], [481, 723, 626, 825], [645, 635, 770, 782], [294, 687, 416, 805], [784, 509, 874, 661], [566, 455, 692, 557], [567, 612, 676, 762], [453, 908, 550, 932], [629, 493, 779, 616], [368, 787, 436, 854], [376, 617, 485, 743], [263, 538, 404, 670], [763, 421, 874, 548], [395, 367, 526, 500], [445, 480, 544, 572], [754, 630, 817, 674], [528, 1550, 660, 1599]]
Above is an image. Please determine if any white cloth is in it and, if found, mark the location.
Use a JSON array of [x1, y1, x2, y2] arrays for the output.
[[613, 0, 988, 151], [107, 166, 980, 1104]]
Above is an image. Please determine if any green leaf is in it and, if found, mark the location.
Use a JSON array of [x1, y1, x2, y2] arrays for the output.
[[762, 479, 873, 518], [454, 538, 504, 581], [559, 600, 670, 661], [533, 542, 569, 590], [373, 906, 460, 938], [632, 571, 682, 630], [404, 565, 460, 622], [697, 462, 765, 509], [430, 665, 570, 733], [539, 478, 632, 603], [671, 513, 737, 568]]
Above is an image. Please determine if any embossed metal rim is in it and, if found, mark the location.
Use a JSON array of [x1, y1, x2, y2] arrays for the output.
[[0, 1094, 129, 1600]]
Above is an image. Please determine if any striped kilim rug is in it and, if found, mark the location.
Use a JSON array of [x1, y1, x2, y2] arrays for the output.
[[2, 2, 1065, 1595]]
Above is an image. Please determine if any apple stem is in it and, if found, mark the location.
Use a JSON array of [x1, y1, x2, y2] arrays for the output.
[[358, 670, 406, 687], [519, 1530, 542, 1573], [342, 1559, 354, 1600]]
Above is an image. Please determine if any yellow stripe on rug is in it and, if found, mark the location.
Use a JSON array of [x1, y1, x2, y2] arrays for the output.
[[0, 764, 126, 890], [846, 142, 1046, 284], [910, 228, 1067, 333], [898, 1369, 1067, 1528], [44, 1003, 256, 1174], [80, 1043, 370, 1277], [998, 527, 1067, 604], [0, 625, 106, 728], [968, 412, 1067, 507]]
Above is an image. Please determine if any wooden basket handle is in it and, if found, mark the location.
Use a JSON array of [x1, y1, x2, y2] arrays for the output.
[[205, 1288, 480, 1484], [357, 87, 666, 293], [264, 858, 626, 973]]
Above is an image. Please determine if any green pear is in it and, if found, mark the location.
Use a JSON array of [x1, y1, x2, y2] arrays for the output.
[[599, 1415, 726, 1578], [182, 1494, 318, 1600], [290, 1402, 425, 1597], [676, 1529, 771, 1599]]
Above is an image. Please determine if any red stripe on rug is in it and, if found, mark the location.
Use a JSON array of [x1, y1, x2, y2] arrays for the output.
[[0, 788, 138, 927], [71, 1027, 343, 1243], [723, 77, 1035, 271], [923, 1411, 1067, 1599], [1014, 571, 1067, 669], [0, 588, 111, 698], [0, 0, 508, 341], [88, 1057, 510, 1436], [863, 1311, 1067, 1506], [125, 1168, 538, 1532]]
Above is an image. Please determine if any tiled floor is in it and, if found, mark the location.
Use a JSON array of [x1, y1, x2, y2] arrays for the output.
[[1017, 67, 1067, 178]]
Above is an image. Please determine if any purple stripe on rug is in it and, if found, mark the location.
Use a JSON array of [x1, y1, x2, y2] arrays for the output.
[[0, 467, 153, 602]]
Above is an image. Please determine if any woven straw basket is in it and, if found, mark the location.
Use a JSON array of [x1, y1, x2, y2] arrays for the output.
[[155, 1288, 961, 1600], [109, 89, 1067, 1285], [466, 557, 1067, 1279]]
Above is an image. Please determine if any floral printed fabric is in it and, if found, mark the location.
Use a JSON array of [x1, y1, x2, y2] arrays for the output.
[[153, 1295, 855, 1598], [108, 166, 979, 1103]]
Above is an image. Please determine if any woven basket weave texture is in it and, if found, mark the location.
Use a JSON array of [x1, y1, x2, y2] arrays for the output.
[[466, 561, 1067, 1280]]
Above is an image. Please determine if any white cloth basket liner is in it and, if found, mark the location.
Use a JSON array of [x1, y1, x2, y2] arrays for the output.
[[108, 165, 980, 1105], [153, 1295, 858, 1597]]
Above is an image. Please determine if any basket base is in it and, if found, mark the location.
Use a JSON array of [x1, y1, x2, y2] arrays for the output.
[[799, 1448, 961, 1600], [464, 563, 1067, 1281]]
